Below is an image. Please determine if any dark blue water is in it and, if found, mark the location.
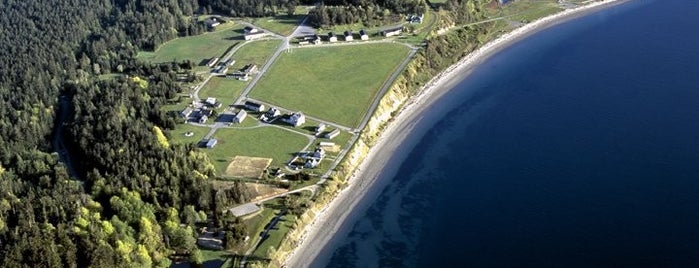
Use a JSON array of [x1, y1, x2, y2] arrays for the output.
[[315, 1, 699, 267]]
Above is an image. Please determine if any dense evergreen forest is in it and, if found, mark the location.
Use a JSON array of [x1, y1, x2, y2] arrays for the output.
[[0, 0, 245, 266], [0, 0, 493, 266]]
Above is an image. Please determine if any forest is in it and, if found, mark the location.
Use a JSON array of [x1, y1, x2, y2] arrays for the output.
[[0, 0, 492, 266]]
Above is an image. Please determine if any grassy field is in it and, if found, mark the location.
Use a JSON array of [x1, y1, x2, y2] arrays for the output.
[[206, 127, 310, 174], [198, 77, 247, 108], [249, 43, 411, 127], [169, 123, 210, 145], [229, 39, 282, 70], [200, 249, 231, 267], [137, 23, 244, 66], [247, 7, 309, 36]]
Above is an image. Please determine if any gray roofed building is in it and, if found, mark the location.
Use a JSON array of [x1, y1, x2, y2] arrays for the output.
[[181, 107, 194, 118], [324, 128, 340, 139], [244, 101, 265, 112], [233, 110, 247, 123], [206, 139, 217, 148]]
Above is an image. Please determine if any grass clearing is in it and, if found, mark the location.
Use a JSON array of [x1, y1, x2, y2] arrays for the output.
[[250, 43, 411, 127], [200, 249, 231, 268], [247, 7, 308, 36], [206, 127, 310, 174], [229, 39, 282, 70], [169, 124, 210, 145], [198, 76, 247, 108], [137, 23, 243, 66]]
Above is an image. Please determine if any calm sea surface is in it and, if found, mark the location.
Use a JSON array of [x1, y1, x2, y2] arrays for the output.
[[314, 0, 699, 267]]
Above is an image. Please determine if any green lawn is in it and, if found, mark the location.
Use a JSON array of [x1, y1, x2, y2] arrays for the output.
[[169, 124, 210, 145], [201, 249, 231, 266], [198, 77, 247, 108], [249, 43, 411, 127], [229, 39, 282, 70], [137, 23, 244, 66], [247, 7, 308, 36], [206, 127, 310, 174]]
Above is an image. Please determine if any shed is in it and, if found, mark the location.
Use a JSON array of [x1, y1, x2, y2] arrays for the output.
[[233, 110, 247, 123], [359, 30, 369, 40], [344, 30, 353, 41], [381, 26, 403, 37], [244, 101, 265, 112], [328, 32, 337, 42], [181, 107, 194, 118], [324, 128, 340, 139], [206, 139, 217, 148], [244, 26, 259, 34]]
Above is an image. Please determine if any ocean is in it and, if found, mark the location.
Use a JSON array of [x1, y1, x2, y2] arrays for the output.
[[312, 0, 699, 267]]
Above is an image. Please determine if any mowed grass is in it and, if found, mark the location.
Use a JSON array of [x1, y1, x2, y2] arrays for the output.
[[247, 7, 308, 36], [169, 124, 210, 145], [206, 127, 310, 174], [137, 23, 244, 65], [229, 39, 282, 70], [198, 77, 246, 107], [250, 43, 410, 127]]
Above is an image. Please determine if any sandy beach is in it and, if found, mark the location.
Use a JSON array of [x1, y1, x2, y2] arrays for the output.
[[284, 0, 630, 266]]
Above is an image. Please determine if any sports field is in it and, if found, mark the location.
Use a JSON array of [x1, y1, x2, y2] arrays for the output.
[[249, 43, 411, 127]]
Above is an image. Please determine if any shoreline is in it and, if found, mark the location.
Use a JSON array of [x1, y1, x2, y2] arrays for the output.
[[284, 0, 630, 266]]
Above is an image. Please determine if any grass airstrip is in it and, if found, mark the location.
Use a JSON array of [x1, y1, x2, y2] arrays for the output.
[[249, 43, 411, 127]]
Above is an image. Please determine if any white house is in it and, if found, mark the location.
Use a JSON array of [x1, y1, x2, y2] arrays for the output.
[[282, 112, 305, 127], [265, 107, 281, 117], [312, 147, 326, 159], [328, 32, 337, 42], [304, 158, 320, 169]]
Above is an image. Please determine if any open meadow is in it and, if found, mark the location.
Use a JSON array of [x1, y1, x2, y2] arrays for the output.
[[198, 77, 247, 107], [249, 43, 411, 127], [206, 127, 311, 175], [168, 123, 209, 145], [245, 6, 309, 36], [228, 39, 282, 70], [137, 23, 244, 66]]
